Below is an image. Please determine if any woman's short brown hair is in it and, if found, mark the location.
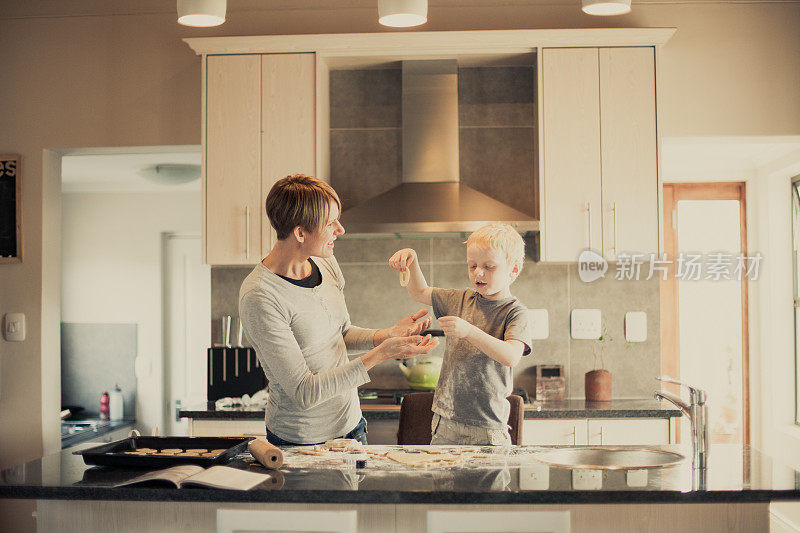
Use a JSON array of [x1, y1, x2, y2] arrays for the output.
[[265, 174, 342, 241]]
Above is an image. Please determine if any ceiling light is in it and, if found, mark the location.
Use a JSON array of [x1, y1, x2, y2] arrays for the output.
[[581, 0, 631, 16], [177, 0, 226, 27], [139, 164, 201, 185], [378, 0, 427, 27]]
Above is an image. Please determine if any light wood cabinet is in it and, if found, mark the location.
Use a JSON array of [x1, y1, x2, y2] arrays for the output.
[[205, 54, 261, 265], [204, 53, 316, 265], [598, 47, 658, 261], [542, 48, 602, 262], [522, 419, 589, 446], [524, 418, 671, 446], [586, 418, 670, 445], [542, 47, 658, 262]]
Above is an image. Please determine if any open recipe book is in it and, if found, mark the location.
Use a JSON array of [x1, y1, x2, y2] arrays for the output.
[[115, 465, 271, 491]]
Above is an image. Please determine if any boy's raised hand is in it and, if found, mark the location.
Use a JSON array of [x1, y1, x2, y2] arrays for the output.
[[438, 316, 474, 339], [388, 248, 417, 271]]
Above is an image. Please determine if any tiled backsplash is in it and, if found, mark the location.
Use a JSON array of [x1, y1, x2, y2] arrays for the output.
[[61, 323, 137, 417], [329, 66, 537, 217], [211, 237, 660, 399]]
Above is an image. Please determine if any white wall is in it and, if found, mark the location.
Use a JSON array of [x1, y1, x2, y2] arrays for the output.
[[1, 0, 799, 475], [750, 149, 800, 469], [61, 191, 201, 432]]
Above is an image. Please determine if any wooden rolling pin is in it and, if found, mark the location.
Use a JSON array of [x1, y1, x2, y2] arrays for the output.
[[248, 438, 284, 469]]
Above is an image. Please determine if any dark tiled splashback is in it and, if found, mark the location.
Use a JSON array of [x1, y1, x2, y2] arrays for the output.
[[211, 238, 660, 399], [329, 65, 538, 217]]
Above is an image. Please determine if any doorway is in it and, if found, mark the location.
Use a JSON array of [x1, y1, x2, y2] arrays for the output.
[[163, 233, 210, 435], [662, 182, 749, 444]]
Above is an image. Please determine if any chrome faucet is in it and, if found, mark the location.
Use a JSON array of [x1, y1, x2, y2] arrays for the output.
[[654, 376, 709, 469]]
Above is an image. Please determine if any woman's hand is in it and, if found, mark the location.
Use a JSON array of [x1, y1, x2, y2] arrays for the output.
[[378, 334, 439, 361], [438, 316, 475, 340], [388, 248, 417, 272], [388, 308, 431, 338]]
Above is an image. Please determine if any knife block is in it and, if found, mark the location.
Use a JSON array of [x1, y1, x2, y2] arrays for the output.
[[207, 347, 266, 404]]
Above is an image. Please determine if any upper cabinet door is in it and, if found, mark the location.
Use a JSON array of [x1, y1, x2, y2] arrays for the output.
[[599, 47, 658, 261], [206, 55, 262, 265], [261, 54, 317, 256], [542, 48, 603, 262]]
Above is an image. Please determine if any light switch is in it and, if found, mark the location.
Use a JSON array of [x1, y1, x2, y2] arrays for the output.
[[625, 311, 647, 342], [528, 309, 549, 340], [570, 309, 602, 340], [3, 313, 26, 342]]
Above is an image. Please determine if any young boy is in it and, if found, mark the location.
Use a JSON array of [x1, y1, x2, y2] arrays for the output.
[[388, 224, 532, 446]]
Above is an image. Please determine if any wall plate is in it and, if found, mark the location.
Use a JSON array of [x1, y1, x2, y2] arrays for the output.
[[570, 309, 601, 340], [625, 311, 647, 342], [3, 313, 26, 342], [528, 309, 549, 340], [519, 464, 550, 490], [572, 469, 603, 490]]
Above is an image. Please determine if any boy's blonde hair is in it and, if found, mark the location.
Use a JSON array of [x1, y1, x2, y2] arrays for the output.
[[465, 224, 525, 270]]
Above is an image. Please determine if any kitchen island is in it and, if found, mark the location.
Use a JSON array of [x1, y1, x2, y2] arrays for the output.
[[2, 443, 797, 532]]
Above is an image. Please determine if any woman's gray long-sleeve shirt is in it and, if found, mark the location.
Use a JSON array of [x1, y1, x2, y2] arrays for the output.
[[239, 256, 376, 444]]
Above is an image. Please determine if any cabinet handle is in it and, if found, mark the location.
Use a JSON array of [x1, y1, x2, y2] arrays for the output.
[[572, 425, 577, 446], [585, 202, 593, 251], [611, 201, 619, 256], [245, 205, 251, 260], [600, 426, 604, 445]]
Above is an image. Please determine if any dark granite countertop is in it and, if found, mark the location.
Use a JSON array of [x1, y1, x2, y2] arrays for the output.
[[62, 419, 136, 449], [179, 399, 681, 421], [1, 444, 797, 504]]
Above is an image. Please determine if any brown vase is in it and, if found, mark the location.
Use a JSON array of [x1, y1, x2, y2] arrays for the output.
[[585, 369, 612, 402]]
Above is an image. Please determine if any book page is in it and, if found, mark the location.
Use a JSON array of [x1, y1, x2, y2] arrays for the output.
[[115, 465, 205, 488], [179, 465, 271, 491]]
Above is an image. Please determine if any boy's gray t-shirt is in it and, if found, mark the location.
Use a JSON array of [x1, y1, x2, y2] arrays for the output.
[[430, 288, 532, 430]]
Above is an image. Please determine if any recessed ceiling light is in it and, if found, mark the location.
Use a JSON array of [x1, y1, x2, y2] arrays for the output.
[[378, 0, 428, 28], [581, 0, 631, 16], [177, 0, 226, 27]]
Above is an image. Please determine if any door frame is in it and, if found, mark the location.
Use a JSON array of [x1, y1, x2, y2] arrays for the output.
[[661, 182, 749, 444]]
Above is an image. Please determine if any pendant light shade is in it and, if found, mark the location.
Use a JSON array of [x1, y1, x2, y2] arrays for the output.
[[581, 0, 631, 16], [378, 0, 428, 27], [177, 0, 227, 27]]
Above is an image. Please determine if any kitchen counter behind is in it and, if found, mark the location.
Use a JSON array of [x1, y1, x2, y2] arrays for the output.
[[179, 398, 681, 421]]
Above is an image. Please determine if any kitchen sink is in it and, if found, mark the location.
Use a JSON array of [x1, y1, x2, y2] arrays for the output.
[[532, 447, 685, 470]]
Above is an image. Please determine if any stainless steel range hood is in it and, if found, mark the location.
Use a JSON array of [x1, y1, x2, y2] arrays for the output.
[[339, 60, 539, 234]]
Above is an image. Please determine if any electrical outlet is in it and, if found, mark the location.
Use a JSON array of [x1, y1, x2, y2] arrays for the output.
[[626, 469, 648, 487], [519, 464, 550, 490], [572, 469, 603, 490], [570, 309, 602, 340], [625, 311, 647, 342], [528, 309, 549, 340]]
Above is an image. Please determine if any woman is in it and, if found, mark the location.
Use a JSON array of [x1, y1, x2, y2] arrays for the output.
[[239, 174, 437, 446]]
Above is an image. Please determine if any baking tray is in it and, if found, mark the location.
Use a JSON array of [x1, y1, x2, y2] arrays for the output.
[[74, 436, 254, 468]]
